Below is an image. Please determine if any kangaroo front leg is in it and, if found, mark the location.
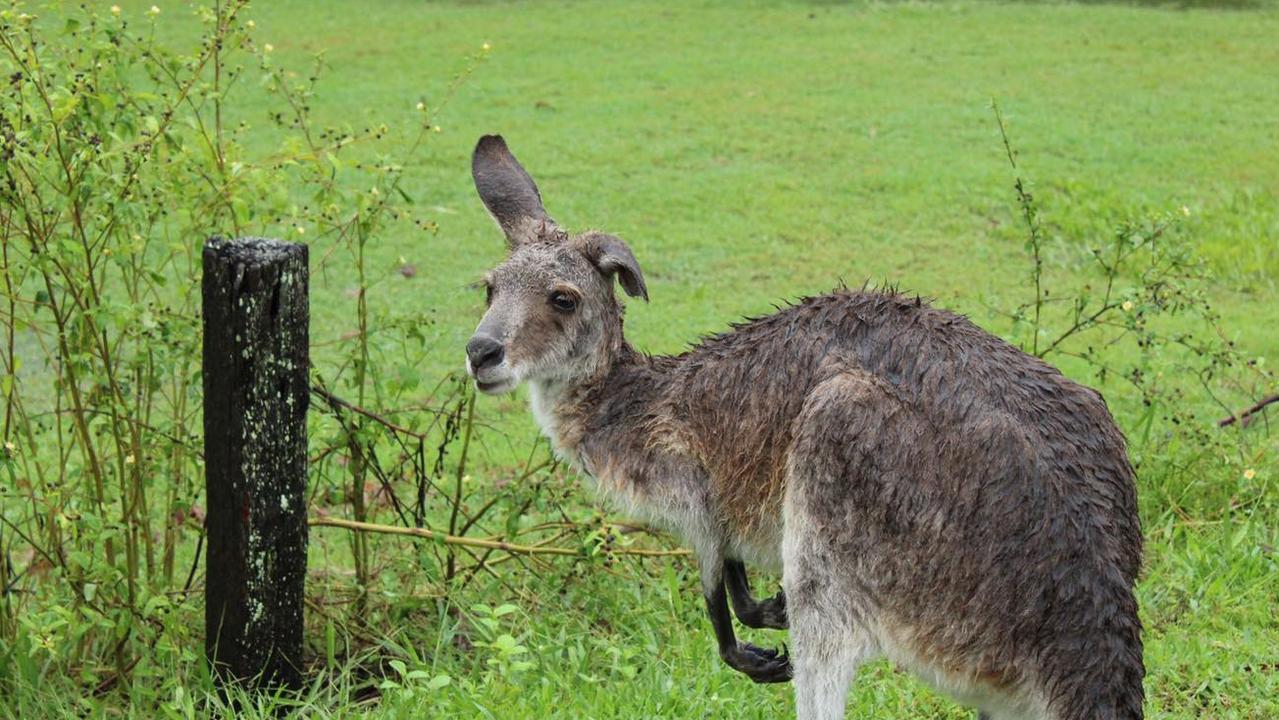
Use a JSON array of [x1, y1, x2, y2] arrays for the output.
[[702, 561, 793, 683], [724, 558, 788, 630]]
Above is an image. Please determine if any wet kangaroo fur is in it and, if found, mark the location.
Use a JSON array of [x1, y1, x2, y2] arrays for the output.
[[464, 135, 1144, 720]]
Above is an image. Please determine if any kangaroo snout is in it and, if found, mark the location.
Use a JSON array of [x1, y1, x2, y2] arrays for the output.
[[466, 334, 505, 372], [466, 332, 517, 395]]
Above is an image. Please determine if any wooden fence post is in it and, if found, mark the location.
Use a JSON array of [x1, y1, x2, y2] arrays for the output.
[[203, 237, 309, 691]]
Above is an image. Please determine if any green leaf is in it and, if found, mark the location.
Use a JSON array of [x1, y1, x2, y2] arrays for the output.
[[397, 364, 420, 390], [113, 612, 131, 641], [1230, 521, 1249, 550]]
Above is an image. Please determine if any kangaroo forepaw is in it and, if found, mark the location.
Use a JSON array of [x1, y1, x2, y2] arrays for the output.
[[722, 642, 793, 684], [736, 592, 789, 630]]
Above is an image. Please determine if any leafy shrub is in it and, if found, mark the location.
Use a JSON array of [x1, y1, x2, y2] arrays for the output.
[[0, 0, 484, 697], [990, 103, 1275, 524]]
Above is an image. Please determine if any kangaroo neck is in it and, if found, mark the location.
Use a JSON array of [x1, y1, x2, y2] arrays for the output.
[[527, 342, 650, 471]]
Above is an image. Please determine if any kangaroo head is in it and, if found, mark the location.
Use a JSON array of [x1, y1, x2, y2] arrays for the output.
[[466, 135, 647, 395]]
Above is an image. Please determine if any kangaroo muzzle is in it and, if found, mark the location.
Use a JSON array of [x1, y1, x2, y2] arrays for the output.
[[465, 325, 518, 394]]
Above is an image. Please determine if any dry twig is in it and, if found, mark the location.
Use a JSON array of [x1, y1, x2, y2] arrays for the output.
[[1218, 394, 1279, 428], [308, 517, 691, 558]]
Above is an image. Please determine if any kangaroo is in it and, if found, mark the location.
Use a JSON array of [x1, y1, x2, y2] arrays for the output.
[[464, 135, 1144, 720]]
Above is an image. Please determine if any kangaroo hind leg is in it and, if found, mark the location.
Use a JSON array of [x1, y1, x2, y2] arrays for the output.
[[783, 490, 876, 720], [784, 371, 895, 720]]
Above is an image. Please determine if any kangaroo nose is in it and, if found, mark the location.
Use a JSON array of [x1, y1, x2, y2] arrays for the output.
[[466, 335, 505, 372]]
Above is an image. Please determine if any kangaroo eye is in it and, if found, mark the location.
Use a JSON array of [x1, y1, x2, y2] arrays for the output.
[[550, 291, 577, 313], [484, 283, 494, 306]]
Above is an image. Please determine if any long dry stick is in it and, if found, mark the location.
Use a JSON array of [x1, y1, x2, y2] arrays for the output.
[[308, 517, 691, 558]]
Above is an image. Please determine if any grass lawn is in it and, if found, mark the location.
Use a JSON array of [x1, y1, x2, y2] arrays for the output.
[[5, 0, 1279, 717], [237, 0, 1279, 365]]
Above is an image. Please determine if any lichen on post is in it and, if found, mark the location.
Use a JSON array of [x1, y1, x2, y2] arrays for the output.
[[203, 236, 309, 691]]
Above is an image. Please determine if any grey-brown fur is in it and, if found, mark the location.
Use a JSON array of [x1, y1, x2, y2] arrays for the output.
[[464, 135, 1144, 720]]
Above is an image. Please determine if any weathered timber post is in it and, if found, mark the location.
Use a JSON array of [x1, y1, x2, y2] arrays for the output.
[[203, 237, 309, 691]]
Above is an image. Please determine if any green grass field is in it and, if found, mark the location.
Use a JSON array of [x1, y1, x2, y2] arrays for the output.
[[227, 0, 1279, 358], [5, 0, 1279, 717]]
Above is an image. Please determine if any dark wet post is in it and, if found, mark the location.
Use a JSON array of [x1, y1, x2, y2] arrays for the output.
[[203, 237, 309, 691]]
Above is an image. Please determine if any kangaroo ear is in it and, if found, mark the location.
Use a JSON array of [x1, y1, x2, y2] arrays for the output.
[[580, 233, 648, 301], [472, 135, 556, 247]]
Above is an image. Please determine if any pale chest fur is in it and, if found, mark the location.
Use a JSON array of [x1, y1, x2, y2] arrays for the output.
[[529, 380, 580, 468]]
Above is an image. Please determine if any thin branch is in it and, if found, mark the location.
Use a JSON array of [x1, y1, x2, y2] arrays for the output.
[[308, 517, 691, 558], [1218, 394, 1279, 429], [311, 384, 428, 440]]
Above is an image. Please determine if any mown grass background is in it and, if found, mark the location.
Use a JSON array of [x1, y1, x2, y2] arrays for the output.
[[4, 0, 1278, 717]]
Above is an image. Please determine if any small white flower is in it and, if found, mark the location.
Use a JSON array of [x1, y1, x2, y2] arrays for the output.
[[1121, 301, 1134, 312], [482, 42, 491, 51], [110, 5, 122, 15], [3, 441, 15, 453], [263, 43, 274, 53], [147, 5, 160, 16], [125, 454, 136, 465], [295, 226, 305, 235], [415, 101, 425, 111], [1180, 205, 1191, 217], [1243, 468, 1256, 480], [246, 19, 255, 28]]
